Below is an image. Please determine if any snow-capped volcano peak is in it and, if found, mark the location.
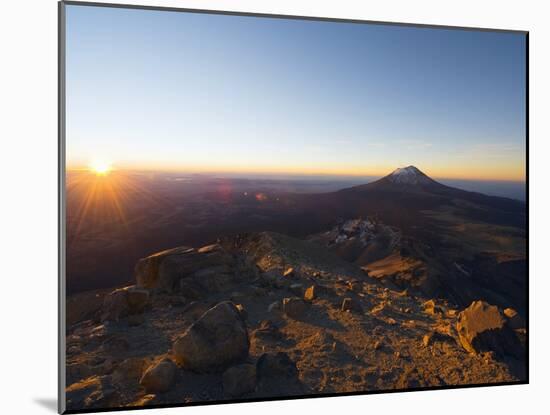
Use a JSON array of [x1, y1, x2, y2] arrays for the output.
[[386, 166, 434, 185]]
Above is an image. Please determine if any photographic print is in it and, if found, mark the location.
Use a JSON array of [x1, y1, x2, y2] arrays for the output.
[[60, 2, 528, 412]]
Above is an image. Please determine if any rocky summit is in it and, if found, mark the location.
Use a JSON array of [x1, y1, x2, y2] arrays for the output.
[[65, 231, 526, 411]]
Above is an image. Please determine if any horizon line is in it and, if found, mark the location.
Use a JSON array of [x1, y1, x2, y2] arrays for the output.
[[66, 165, 526, 183]]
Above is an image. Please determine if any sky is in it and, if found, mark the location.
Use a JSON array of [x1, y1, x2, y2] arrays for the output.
[[65, 4, 527, 181]]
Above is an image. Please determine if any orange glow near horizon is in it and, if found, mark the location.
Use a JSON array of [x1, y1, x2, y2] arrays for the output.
[[88, 160, 113, 176], [67, 161, 526, 182]]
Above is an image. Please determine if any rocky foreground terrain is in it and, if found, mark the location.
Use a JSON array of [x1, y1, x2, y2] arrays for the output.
[[65, 231, 527, 411]]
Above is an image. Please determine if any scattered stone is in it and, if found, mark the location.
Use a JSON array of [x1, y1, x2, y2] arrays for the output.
[[304, 285, 316, 302], [282, 297, 307, 319], [128, 394, 157, 407], [447, 309, 458, 318], [422, 334, 431, 347], [173, 301, 249, 372], [223, 363, 257, 397], [341, 297, 360, 312], [283, 267, 295, 278], [66, 376, 121, 410], [456, 300, 523, 357], [139, 358, 177, 393], [504, 307, 525, 329], [423, 299, 442, 316]]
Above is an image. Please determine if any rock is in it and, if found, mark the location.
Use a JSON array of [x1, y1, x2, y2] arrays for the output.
[[139, 358, 177, 393], [257, 352, 298, 380], [235, 304, 248, 321], [111, 357, 146, 386], [283, 267, 295, 278], [503, 307, 525, 329], [100, 336, 130, 353], [179, 278, 203, 300], [135, 246, 195, 290], [191, 265, 234, 292], [253, 320, 281, 341], [423, 299, 442, 316], [341, 297, 360, 312], [422, 334, 431, 347], [304, 285, 316, 302], [66, 376, 120, 410], [180, 301, 210, 320], [223, 363, 257, 397], [101, 288, 128, 322], [282, 297, 307, 319], [136, 244, 234, 292], [456, 300, 523, 358], [101, 286, 149, 322], [126, 287, 149, 313], [173, 301, 249, 372]]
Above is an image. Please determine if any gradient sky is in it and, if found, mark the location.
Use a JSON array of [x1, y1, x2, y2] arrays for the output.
[[65, 4, 526, 181]]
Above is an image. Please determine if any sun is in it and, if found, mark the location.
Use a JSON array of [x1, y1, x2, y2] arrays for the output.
[[89, 160, 112, 176]]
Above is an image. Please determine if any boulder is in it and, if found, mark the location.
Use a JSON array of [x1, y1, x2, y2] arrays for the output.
[[100, 286, 150, 322], [191, 265, 234, 292], [126, 288, 149, 313], [135, 244, 235, 293], [282, 297, 307, 319], [456, 300, 523, 358], [139, 358, 177, 393], [178, 278, 203, 300], [101, 288, 128, 322], [173, 301, 249, 372], [223, 363, 257, 397], [135, 246, 195, 290]]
